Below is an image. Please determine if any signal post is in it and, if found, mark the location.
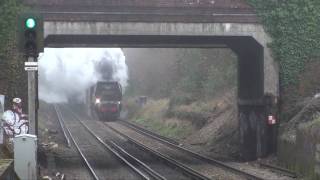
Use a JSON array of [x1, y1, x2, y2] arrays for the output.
[[14, 14, 43, 180], [19, 14, 43, 136], [25, 17, 37, 135], [27, 56, 36, 135]]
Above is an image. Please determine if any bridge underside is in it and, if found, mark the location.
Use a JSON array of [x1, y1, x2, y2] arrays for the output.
[[43, 21, 278, 160]]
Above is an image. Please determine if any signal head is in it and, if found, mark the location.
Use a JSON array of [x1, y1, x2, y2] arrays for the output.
[[25, 17, 36, 29]]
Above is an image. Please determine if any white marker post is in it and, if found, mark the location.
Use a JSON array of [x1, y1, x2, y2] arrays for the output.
[[25, 59, 37, 135]]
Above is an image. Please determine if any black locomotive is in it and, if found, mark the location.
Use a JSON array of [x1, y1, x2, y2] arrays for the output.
[[89, 81, 122, 121]]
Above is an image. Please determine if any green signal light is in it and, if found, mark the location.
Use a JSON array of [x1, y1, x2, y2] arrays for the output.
[[25, 18, 36, 29]]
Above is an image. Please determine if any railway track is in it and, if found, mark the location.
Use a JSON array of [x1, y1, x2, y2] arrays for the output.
[[54, 104, 71, 147], [55, 105, 99, 179], [73, 115, 166, 180], [105, 122, 252, 180], [118, 120, 181, 146], [65, 105, 254, 179], [117, 120, 298, 180], [258, 162, 297, 178], [118, 120, 266, 180], [55, 105, 158, 180], [105, 123, 215, 180], [67, 106, 212, 180], [59, 105, 294, 180]]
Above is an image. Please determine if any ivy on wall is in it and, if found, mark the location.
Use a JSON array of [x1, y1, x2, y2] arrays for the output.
[[247, 0, 320, 86], [0, 0, 27, 108], [0, 0, 23, 54]]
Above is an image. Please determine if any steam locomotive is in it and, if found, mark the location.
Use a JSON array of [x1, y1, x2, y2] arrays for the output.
[[88, 81, 122, 121]]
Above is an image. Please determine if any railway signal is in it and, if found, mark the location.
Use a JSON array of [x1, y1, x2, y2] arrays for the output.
[[18, 13, 43, 136], [18, 13, 44, 56], [25, 17, 36, 29]]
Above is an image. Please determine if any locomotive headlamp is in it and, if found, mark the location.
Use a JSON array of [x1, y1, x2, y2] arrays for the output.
[[95, 98, 101, 104]]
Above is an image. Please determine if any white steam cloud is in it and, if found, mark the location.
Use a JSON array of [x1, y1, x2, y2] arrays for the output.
[[39, 48, 128, 103]]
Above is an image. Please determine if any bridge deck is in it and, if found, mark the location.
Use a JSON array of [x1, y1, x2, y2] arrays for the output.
[[24, 0, 258, 23]]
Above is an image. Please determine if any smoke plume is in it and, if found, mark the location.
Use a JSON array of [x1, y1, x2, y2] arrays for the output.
[[38, 48, 128, 103]]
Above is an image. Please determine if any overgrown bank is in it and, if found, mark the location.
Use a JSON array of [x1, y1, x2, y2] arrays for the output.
[[125, 90, 240, 159], [279, 97, 320, 179], [124, 48, 239, 158], [126, 98, 196, 140]]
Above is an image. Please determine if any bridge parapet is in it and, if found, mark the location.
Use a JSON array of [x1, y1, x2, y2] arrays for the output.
[[24, 0, 254, 9], [23, 0, 258, 23]]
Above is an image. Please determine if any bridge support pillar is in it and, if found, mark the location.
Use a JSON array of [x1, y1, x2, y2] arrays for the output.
[[239, 104, 265, 160], [236, 40, 276, 160]]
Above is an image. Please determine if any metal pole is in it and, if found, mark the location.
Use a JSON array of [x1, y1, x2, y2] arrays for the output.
[[35, 70, 38, 136], [27, 56, 36, 135]]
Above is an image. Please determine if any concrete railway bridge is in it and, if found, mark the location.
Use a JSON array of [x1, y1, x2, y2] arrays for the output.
[[24, 0, 279, 161]]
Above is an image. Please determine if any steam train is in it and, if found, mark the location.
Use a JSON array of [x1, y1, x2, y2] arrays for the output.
[[87, 81, 122, 121]]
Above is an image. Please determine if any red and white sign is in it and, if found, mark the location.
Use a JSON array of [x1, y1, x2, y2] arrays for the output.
[[268, 115, 276, 125]]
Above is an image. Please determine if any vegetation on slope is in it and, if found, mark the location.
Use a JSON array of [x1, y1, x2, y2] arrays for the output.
[[127, 99, 195, 139], [126, 92, 239, 158], [124, 47, 238, 149]]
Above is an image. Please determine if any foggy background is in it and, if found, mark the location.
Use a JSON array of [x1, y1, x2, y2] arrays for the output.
[[38, 48, 128, 103], [123, 48, 237, 99]]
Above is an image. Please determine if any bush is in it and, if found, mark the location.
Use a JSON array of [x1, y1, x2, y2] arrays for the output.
[[168, 101, 219, 128], [169, 92, 195, 106], [123, 98, 141, 119]]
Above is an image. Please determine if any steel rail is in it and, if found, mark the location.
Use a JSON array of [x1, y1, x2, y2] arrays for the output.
[[108, 140, 167, 180], [119, 120, 180, 145], [55, 105, 100, 180], [66, 107, 155, 180], [259, 162, 297, 178], [104, 123, 212, 180], [119, 120, 266, 180], [53, 104, 71, 147]]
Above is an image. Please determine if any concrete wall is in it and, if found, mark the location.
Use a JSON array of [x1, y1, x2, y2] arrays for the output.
[[43, 22, 278, 97]]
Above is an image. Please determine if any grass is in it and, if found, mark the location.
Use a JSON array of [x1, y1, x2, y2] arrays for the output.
[[133, 117, 193, 139], [128, 97, 233, 140], [131, 99, 194, 139]]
